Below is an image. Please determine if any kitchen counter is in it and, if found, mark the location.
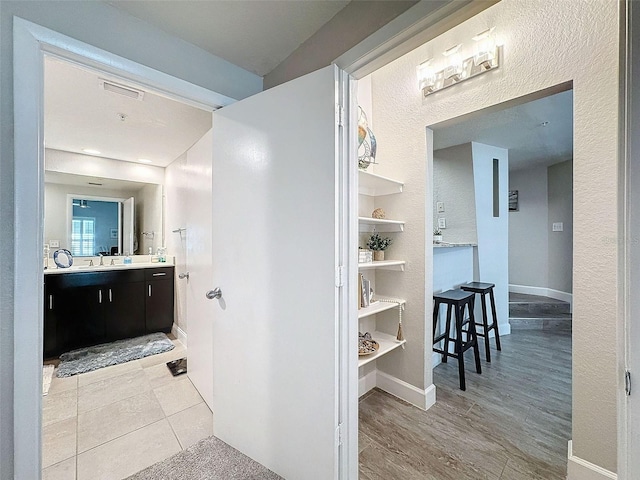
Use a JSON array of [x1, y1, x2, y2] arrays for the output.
[[433, 242, 477, 248]]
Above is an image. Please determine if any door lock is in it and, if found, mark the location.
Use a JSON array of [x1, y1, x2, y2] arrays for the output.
[[178, 272, 190, 280], [206, 288, 222, 300]]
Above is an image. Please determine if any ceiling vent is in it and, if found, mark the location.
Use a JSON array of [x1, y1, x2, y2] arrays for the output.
[[99, 79, 145, 101]]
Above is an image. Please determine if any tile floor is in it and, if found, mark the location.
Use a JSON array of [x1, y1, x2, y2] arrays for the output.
[[42, 340, 213, 480]]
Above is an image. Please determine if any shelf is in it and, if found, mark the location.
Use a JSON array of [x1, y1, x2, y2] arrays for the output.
[[358, 170, 404, 196], [358, 296, 405, 319], [358, 217, 404, 232], [358, 260, 406, 271], [358, 331, 406, 367]]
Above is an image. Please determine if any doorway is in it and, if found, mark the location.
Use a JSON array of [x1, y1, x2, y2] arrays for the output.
[[41, 55, 217, 478], [429, 88, 574, 478]]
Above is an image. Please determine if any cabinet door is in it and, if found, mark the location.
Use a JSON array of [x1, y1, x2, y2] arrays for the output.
[[71, 286, 107, 349], [145, 280, 174, 333], [43, 283, 61, 358], [105, 282, 145, 340]]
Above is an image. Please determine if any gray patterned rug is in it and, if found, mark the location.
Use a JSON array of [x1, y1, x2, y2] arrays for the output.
[[126, 435, 282, 480], [56, 332, 174, 377]]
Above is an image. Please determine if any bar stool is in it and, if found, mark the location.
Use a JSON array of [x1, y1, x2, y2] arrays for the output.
[[433, 289, 482, 390], [461, 282, 502, 362]]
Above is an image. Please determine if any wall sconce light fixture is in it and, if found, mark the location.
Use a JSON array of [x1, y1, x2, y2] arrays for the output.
[[417, 28, 500, 98]]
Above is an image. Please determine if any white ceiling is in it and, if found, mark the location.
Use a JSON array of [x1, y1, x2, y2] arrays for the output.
[[108, 0, 350, 77], [44, 56, 212, 167], [45, 171, 149, 192], [432, 90, 573, 171]]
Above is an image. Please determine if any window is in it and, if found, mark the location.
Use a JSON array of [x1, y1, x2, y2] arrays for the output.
[[71, 218, 96, 256]]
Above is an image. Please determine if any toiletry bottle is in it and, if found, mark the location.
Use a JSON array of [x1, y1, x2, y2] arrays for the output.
[[124, 252, 132, 265]]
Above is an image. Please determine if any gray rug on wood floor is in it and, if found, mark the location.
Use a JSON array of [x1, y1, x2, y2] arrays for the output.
[[125, 436, 282, 480], [56, 332, 174, 377]]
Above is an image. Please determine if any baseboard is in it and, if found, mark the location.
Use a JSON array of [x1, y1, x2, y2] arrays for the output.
[[171, 323, 187, 347], [509, 284, 573, 312], [358, 370, 436, 410], [567, 440, 617, 480], [358, 369, 377, 397], [376, 370, 436, 410]]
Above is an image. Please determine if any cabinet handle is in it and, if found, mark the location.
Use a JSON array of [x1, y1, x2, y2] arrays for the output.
[[148, 285, 152, 297], [109, 289, 113, 303], [152, 272, 166, 277], [98, 290, 102, 304], [49, 294, 53, 310]]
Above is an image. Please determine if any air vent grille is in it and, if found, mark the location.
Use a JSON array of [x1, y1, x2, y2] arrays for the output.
[[99, 79, 145, 101]]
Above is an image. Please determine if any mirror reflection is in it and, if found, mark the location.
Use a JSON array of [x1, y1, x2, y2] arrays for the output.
[[45, 171, 163, 258]]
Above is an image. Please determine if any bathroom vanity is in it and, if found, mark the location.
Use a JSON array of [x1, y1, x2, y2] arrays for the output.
[[43, 264, 174, 357]]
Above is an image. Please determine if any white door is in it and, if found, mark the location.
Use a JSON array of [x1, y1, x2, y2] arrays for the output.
[[122, 197, 134, 255], [186, 129, 214, 409], [210, 65, 346, 479]]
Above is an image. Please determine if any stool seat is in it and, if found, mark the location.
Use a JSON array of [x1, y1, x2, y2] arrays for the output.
[[460, 282, 501, 362], [460, 282, 495, 293], [433, 289, 482, 390], [434, 289, 475, 302]]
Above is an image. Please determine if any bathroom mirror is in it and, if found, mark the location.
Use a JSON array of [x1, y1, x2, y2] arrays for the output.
[[68, 195, 133, 257], [45, 171, 163, 257]]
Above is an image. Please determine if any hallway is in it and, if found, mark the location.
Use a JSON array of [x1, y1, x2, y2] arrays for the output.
[[359, 329, 571, 479]]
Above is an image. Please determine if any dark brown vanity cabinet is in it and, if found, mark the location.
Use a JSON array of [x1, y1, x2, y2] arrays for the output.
[[44, 266, 174, 358], [144, 267, 175, 333]]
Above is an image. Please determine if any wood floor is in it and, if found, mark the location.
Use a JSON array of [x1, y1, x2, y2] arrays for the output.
[[359, 329, 571, 480]]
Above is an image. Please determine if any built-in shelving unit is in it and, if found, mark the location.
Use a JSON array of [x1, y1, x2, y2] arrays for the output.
[[357, 169, 407, 373], [358, 297, 406, 319], [358, 170, 404, 196], [358, 217, 405, 232], [358, 331, 406, 367], [358, 260, 406, 271]]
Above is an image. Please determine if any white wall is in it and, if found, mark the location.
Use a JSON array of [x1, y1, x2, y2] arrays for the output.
[[472, 142, 509, 332], [509, 165, 549, 289], [165, 153, 188, 334], [548, 160, 573, 294], [368, 128, 427, 393], [1, 3, 261, 474], [433, 144, 478, 244], [370, 0, 620, 473], [509, 160, 573, 296], [137, 183, 163, 255], [45, 149, 165, 185]]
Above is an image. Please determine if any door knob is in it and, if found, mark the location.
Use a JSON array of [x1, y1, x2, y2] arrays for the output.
[[178, 272, 190, 280], [206, 288, 222, 300]]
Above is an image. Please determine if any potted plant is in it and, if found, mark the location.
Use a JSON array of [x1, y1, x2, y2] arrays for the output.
[[433, 227, 443, 243], [366, 232, 392, 261]]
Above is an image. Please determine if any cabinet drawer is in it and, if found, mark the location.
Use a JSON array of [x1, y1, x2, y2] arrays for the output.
[[48, 269, 145, 289], [145, 267, 174, 280]]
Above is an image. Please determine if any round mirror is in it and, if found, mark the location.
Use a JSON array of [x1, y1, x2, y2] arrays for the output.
[[53, 249, 74, 269]]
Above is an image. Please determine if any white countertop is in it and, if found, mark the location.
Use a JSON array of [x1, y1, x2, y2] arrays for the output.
[[433, 242, 477, 248], [44, 261, 173, 275]]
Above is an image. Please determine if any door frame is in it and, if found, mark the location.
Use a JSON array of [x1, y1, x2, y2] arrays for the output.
[[12, 17, 234, 478]]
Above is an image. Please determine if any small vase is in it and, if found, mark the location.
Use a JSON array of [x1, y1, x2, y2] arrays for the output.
[[434, 235, 443, 243], [373, 250, 385, 261]]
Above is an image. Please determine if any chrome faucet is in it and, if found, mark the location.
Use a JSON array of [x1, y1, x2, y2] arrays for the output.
[[86, 259, 94, 267], [110, 258, 116, 266], [99, 254, 104, 267]]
